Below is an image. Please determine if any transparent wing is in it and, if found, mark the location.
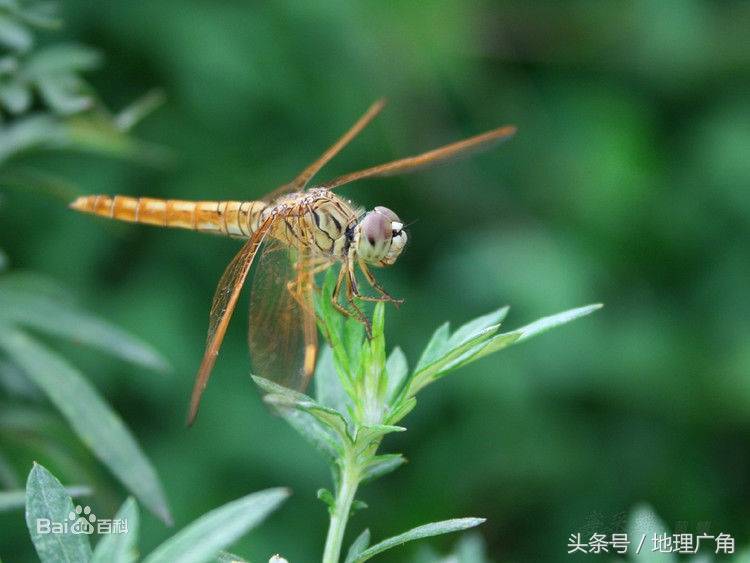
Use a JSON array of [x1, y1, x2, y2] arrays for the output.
[[248, 237, 318, 392], [187, 215, 275, 425], [264, 99, 386, 201], [320, 124, 517, 189]]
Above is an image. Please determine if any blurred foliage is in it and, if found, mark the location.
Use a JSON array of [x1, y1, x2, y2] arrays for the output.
[[1, 0, 750, 561]]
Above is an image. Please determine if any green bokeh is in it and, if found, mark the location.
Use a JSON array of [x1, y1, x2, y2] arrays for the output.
[[2, 1, 749, 561]]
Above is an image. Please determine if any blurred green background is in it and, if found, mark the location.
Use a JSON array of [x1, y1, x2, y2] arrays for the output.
[[2, 0, 750, 561]]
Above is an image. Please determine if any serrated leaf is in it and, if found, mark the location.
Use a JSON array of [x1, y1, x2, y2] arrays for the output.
[[25, 463, 92, 563], [0, 485, 90, 512], [352, 518, 486, 562], [627, 504, 676, 562], [385, 346, 408, 401], [143, 488, 289, 563], [0, 289, 169, 372], [91, 497, 139, 563], [345, 529, 370, 563], [0, 328, 172, 524], [361, 454, 406, 483]]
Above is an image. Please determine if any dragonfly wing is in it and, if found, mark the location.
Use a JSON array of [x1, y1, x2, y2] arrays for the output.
[[187, 215, 274, 425], [248, 238, 318, 392], [264, 99, 386, 201], [320, 124, 517, 189]]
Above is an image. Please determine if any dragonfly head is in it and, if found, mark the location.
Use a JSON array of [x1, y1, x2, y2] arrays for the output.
[[355, 206, 407, 267]]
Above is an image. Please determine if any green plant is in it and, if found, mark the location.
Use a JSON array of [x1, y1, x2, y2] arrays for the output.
[[252, 270, 601, 562], [0, 0, 165, 195], [0, 0, 173, 526], [16, 268, 599, 562], [24, 462, 288, 563]]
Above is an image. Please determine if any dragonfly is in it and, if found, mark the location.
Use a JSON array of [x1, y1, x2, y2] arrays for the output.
[[70, 99, 516, 425]]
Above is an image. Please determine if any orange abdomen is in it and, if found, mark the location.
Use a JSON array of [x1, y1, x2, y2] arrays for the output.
[[69, 195, 266, 237]]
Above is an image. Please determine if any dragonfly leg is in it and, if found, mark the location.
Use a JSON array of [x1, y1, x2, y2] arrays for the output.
[[330, 263, 372, 336], [355, 260, 404, 308], [344, 269, 372, 337]]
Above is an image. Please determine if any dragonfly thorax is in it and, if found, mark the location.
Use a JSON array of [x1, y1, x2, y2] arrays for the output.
[[354, 206, 407, 267]]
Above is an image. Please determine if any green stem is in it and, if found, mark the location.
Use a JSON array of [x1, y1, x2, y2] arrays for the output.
[[322, 454, 361, 563]]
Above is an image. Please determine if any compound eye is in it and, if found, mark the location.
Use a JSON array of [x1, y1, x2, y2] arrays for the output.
[[374, 206, 400, 224], [361, 211, 390, 245]]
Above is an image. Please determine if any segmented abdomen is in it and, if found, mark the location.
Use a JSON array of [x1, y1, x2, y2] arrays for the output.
[[69, 195, 266, 237]]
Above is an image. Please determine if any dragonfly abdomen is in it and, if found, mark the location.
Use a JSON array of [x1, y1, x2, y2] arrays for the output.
[[70, 195, 266, 237]]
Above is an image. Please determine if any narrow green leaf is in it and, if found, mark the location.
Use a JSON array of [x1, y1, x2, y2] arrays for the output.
[[0, 80, 31, 113], [468, 304, 602, 363], [351, 499, 368, 514], [23, 43, 101, 77], [352, 518, 486, 562], [91, 497, 139, 563], [217, 552, 249, 563], [414, 322, 449, 373], [277, 407, 341, 461], [316, 269, 349, 377], [447, 306, 509, 349], [0, 328, 172, 524], [453, 532, 490, 562], [355, 424, 405, 448], [627, 504, 676, 562], [361, 454, 406, 484], [0, 114, 65, 163], [36, 74, 92, 115], [115, 89, 165, 131], [255, 375, 350, 441], [314, 345, 352, 417], [384, 396, 416, 426], [0, 14, 32, 51], [513, 304, 602, 344], [251, 374, 310, 402], [143, 488, 289, 563], [25, 463, 92, 563], [264, 394, 350, 442], [1, 485, 90, 512], [317, 488, 335, 512], [0, 290, 169, 372], [385, 347, 408, 401], [0, 449, 20, 488], [407, 325, 500, 396], [345, 529, 370, 563]]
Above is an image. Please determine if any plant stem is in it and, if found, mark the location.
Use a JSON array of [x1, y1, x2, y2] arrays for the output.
[[322, 453, 361, 563]]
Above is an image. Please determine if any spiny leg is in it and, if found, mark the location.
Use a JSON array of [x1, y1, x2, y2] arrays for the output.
[[356, 259, 404, 307], [344, 268, 371, 336], [330, 263, 372, 335]]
